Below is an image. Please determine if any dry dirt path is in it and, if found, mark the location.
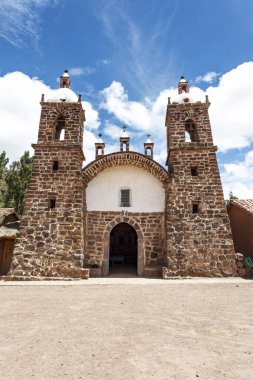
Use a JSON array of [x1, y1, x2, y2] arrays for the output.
[[0, 278, 253, 380]]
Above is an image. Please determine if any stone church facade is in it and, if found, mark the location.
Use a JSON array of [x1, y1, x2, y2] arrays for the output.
[[9, 72, 237, 279]]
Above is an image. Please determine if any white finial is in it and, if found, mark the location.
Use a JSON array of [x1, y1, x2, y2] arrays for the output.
[[63, 69, 69, 78], [121, 125, 129, 137], [97, 133, 103, 143], [179, 75, 187, 83]]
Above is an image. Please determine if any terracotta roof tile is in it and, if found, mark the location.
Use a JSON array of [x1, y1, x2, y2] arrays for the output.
[[232, 199, 253, 215], [0, 208, 16, 225], [0, 226, 19, 239]]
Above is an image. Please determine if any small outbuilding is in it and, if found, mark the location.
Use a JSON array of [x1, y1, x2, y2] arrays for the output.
[[0, 208, 19, 275], [228, 200, 253, 259]]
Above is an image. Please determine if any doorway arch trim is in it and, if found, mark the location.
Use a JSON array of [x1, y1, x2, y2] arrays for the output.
[[102, 216, 144, 276]]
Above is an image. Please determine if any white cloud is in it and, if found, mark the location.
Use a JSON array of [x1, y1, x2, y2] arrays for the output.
[[196, 71, 220, 83], [2, 62, 253, 198], [207, 62, 253, 151], [83, 130, 97, 165], [0, 0, 58, 47], [97, 59, 111, 66], [0, 71, 100, 164], [99, 62, 253, 198], [69, 67, 94, 76], [0, 72, 49, 162], [100, 81, 154, 131], [82, 101, 100, 130], [97, 1, 177, 96], [99, 81, 207, 166], [83, 129, 120, 164], [103, 122, 122, 140], [100, 62, 253, 156], [222, 151, 253, 199]]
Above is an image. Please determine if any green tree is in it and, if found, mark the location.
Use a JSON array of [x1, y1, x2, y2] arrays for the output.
[[3, 151, 33, 214], [0, 151, 9, 207], [225, 190, 238, 205]]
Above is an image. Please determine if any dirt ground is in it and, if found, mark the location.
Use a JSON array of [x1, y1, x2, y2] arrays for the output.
[[0, 278, 253, 380]]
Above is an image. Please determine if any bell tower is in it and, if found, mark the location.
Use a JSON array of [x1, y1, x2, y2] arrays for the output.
[[164, 76, 237, 277], [10, 71, 88, 279]]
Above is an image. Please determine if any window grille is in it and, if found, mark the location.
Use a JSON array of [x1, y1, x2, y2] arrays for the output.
[[121, 189, 130, 207]]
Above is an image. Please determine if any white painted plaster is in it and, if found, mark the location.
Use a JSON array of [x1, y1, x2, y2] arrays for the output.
[[86, 166, 165, 212]]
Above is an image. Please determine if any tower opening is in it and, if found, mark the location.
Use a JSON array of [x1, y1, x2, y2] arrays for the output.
[[109, 222, 138, 276], [55, 116, 65, 141], [185, 120, 199, 142], [146, 147, 152, 157]]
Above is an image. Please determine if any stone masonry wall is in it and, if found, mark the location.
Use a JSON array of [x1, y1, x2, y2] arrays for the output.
[[10, 102, 87, 279], [85, 211, 165, 277], [10, 146, 86, 279], [164, 100, 237, 277], [165, 102, 214, 150], [165, 149, 236, 277]]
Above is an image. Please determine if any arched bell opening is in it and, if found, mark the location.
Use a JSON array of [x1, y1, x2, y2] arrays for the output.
[[55, 115, 65, 141], [185, 119, 199, 142]]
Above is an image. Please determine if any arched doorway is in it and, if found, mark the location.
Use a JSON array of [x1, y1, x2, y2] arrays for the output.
[[109, 222, 138, 276]]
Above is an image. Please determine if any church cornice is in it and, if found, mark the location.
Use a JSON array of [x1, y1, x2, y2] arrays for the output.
[[32, 143, 85, 160], [81, 151, 169, 185]]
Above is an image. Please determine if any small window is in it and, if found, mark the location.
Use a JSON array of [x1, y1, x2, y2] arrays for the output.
[[53, 161, 59, 171], [120, 189, 130, 207], [146, 147, 152, 157], [191, 167, 198, 176], [49, 199, 56, 209], [192, 204, 199, 214]]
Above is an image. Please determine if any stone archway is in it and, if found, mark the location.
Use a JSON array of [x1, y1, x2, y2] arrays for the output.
[[102, 216, 144, 277], [109, 223, 138, 275]]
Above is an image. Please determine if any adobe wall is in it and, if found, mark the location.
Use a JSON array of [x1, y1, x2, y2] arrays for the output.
[[85, 211, 165, 277], [86, 166, 165, 212], [228, 204, 253, 259]]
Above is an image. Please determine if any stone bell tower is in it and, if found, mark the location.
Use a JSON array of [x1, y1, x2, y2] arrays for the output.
[[10, 71, 88, 279], [164, 76, 237, 277]]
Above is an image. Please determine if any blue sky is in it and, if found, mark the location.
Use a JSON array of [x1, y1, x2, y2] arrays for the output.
[[1, 0, 253, 198]]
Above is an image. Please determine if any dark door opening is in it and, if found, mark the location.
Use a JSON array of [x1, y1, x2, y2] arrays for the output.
[[109, 222, 138, 276]]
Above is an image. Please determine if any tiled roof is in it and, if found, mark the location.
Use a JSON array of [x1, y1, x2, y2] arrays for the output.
[[232, 199, 253, 215], [0, 226, 19, 239], [0, 208, 16, 225]]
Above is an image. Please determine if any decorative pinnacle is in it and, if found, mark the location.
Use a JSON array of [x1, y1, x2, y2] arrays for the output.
[[64, 69, 69, 73], [123, 125, 127, 132], [98, 133, 102, 138], [147, 134, 151, 139]]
